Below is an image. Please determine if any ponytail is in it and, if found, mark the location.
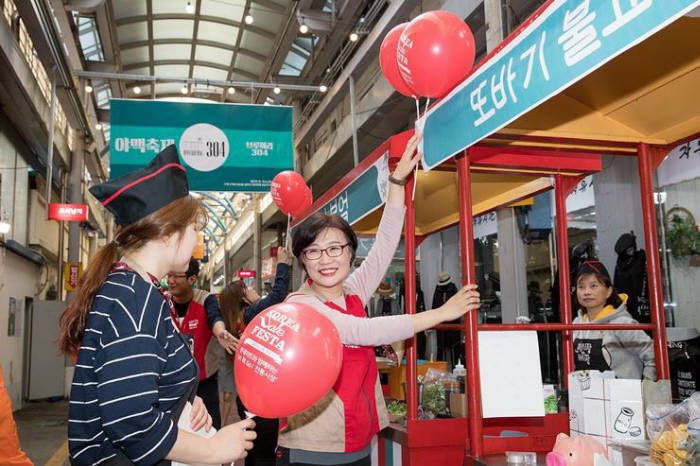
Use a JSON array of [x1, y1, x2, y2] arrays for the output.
[[58, 195, 204, 356], [58, 241, 120, 355]]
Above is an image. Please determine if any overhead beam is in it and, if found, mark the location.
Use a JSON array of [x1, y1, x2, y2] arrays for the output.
[[94, 0, 125, 98], [147, 0, 155, 98], [116, 14, 276, 40], [252, 0, 287, 12], [223, 0, 253, 102], [120, 38, 267, 62], [294, 0, 416, 147], [297, 0, 366, 83], [85, 60, 117, 72], [254, 0, 311, 104], [187, 0, 203, 87], [74, 70, 325, 92], [123, 59, 258, 79]]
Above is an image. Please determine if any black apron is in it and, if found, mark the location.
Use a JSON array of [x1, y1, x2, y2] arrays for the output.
[[574, 337, 612, 372]]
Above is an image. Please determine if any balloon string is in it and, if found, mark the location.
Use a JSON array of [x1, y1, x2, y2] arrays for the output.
[[285, 214, 291, 251], [414, 97, 420, 122], [424, 98, 430, 118]]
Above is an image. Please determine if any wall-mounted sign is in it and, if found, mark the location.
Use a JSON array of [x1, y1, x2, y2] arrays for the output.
[[315, 153, 389, 226], [658, 137, 700, 187], [64, 262, 83, 291], [110, 99, 293, 192], [49, 204, 88, 222], [421, 0, 698, 170], [237, 270, 256, 279]]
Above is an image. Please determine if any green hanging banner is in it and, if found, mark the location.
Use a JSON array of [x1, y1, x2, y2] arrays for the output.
[[110, 99, 293, 192]]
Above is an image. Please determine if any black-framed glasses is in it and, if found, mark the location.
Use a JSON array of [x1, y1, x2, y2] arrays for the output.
[[167, 272, 188, 279], [302, 243, 350, 261]]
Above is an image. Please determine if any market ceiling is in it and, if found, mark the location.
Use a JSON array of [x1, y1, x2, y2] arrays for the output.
[[71, 0, 376, 242]]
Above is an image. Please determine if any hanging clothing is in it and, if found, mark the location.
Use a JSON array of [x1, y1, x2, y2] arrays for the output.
[[433, 282, 460, 363], [432, 282, 458, 310], [68, 263, 198, 465], [667, 336, 700, 403], [572, 294, 656, 379], [378, 296, 398, 316], [614, 249, 650, 324]]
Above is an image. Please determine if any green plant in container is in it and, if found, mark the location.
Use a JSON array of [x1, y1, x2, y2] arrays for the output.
[[666, 207, 699, 263]]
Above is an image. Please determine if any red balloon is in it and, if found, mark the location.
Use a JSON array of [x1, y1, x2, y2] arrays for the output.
[[289, 185, 312, 218], [397, 11, 476, 98], [271, 171, 306, 215], [234, 302, 343, 418], [380, 23, 416, 97]]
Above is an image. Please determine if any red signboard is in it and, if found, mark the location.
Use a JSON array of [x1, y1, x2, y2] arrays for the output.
[[237, 270, 256, 278], [49, 203, 88, 221]]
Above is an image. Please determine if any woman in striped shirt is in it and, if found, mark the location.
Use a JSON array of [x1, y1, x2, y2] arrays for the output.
[[58, 146, 256, 465]]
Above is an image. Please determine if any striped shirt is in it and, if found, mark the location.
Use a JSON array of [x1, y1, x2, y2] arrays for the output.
[[68, 269, 197, 465]]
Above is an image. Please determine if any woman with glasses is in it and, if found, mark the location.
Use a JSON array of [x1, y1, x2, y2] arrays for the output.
[[274, 134, 481, 466], [218, 247, 292, 466]]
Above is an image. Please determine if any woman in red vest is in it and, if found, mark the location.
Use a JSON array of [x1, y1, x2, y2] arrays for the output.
[[276, 134, 481, 465]]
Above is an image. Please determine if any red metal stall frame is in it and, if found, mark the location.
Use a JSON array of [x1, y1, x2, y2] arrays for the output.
[[291, 130, 677, 461]]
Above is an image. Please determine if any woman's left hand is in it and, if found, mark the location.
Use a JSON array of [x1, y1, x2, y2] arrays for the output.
[[190, 396, 213, 432], [216, 329, 239, 355], [391, 133, 422, 181]]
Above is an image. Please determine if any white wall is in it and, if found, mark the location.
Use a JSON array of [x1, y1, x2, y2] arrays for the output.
[[0, 250, 40, 410], [663, 177, 700, 330]]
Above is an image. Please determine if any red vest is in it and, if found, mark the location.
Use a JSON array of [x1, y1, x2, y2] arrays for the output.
[[325, 294, 381, 452], [171, 289, 216, 380]]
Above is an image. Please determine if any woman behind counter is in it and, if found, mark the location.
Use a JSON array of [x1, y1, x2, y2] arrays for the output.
[[573, 260, 656, 379], [59, 146, 256, 465]]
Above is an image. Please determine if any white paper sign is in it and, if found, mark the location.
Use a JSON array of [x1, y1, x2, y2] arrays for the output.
[[473, 211, 498, 239], [657, 138, 700, 187], [566, 175, 595, 213], [478, 331, 545, 418]]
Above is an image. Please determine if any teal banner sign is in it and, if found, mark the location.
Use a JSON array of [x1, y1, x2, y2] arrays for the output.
[[110, 99, 293, 191], [420, 0, 699, 170], [318, 153, 390, 226]]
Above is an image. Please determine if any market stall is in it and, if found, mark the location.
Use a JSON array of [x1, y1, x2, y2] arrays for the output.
[[292, 2, 699, 464]]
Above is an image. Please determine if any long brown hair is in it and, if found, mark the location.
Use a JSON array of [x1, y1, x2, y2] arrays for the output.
[[219, 280, 249, 338], [58, 195, 204, 355]]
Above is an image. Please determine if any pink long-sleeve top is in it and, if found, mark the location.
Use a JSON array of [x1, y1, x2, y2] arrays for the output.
[[285, 204, 414, 346]]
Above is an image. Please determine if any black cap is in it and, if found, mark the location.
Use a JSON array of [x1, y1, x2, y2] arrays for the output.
[[89, 145, 189, 226], [614, 232, 637, 254], [576, 260, 611, 280]]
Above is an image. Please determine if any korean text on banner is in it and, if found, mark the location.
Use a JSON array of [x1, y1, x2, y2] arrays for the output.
[[110, 99, 293, 192], [420, 0, 700, 170]]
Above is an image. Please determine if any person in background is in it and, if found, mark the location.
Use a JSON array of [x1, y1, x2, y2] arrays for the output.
[[573, 260, 656, 379], [0, 365, 32, 466], [167, 257, 238, 430], [276, 134, 481, 466], [219, 246, 292, 466], [59, 146, 255, 465]]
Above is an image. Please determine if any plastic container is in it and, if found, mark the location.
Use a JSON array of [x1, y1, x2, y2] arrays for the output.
[[505, 451, 536, 465], [453, 359, 466, 393]]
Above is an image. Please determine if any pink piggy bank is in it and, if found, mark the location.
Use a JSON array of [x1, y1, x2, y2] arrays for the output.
[[545, 433, 608, 466]]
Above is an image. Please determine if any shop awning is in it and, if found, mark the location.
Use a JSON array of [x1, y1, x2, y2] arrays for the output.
[[422, 2, 700, 167], [498, 16, 700, 152]]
